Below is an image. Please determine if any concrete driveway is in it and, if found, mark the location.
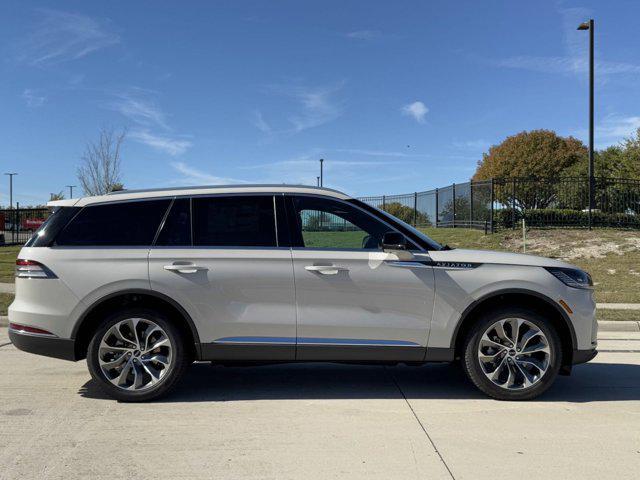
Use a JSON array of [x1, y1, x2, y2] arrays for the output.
[[1, 327, 639, 480]]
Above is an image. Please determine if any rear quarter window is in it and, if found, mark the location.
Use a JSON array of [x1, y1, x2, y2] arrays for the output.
[[54, 200, 171, 246]]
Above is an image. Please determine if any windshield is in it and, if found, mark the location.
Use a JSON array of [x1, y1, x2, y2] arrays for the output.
[[349, 199, 443, 251]]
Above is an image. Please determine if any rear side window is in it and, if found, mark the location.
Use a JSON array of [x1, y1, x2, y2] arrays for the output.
[[55, 200, 171, 246], [25, 207, 80, 247], [192, 195, 276, 247]]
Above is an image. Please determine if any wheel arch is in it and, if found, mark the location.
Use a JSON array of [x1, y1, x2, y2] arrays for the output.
[[71, 289, 201, 361], [451, 289, 576, 370]]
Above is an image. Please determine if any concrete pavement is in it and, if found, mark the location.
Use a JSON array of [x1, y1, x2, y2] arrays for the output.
[[1, 327, 640, 479]]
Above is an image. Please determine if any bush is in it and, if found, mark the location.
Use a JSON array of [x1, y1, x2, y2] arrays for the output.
[[495, 208, 640, 229], [381, 202, 431, 226]]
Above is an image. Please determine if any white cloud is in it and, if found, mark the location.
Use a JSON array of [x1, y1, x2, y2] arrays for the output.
[[14, 9, 119, 66], [345, 30, 380, 41], [22, 89, 46, 108], [109, 88, 168, 129], [107, 88, 192, 155], [452, 139, 490, 150], [256, 83, 344, 135], [170, 162, 244, 185], [333, 148, 429, 158], [252, 110, 272, 134], [402, 101, 428, 123], [130, 130, 192, 156]]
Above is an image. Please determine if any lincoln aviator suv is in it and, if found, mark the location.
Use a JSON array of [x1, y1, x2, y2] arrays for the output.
[[8, 185, 597, 401]]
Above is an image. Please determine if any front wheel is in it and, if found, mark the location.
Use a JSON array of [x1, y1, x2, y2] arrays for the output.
[[87, 308, 190, 402], [462, 308, 562, 400]]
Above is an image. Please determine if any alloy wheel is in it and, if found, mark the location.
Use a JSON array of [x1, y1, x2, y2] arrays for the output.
[[477, 318, 551, 390], [98, 318, 173, 391]]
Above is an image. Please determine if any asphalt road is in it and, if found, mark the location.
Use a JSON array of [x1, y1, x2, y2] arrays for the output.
[[1, 327, 639, 480]]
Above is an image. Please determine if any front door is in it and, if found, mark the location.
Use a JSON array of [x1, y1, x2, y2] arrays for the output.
[[287, 195, 435, 361], [149, 195, 296, 360]]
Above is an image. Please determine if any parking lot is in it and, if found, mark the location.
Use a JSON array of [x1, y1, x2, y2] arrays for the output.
[[1, 326, 639, 480]]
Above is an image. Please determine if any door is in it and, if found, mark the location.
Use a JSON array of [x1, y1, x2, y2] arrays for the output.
[[149, 195, 296, 360], [287, 195, 435, 361]]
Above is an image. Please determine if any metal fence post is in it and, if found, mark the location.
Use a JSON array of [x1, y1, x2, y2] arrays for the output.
[[452, 183, 456, 228], [512, 178, 516, 230], [382, 195, 386, 210], [413, 192, 417, 226], [14, 202, 20, 244], [470, 181, 474, 228], [490, 178, 495, 233], [435, 188, 439, 228]]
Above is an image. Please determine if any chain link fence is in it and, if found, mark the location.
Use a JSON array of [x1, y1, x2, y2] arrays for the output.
[[359, 177, 640, 232]]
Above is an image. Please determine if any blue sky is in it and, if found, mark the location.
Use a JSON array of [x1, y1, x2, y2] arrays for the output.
[[1, 0, 639, 206]]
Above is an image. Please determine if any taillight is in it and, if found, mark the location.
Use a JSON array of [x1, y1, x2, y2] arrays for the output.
[[15, 259, 56, 279]]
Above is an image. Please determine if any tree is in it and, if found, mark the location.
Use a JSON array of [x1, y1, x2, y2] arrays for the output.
[[382, 202, 431, 226], [473, 130, 587, 180], [473, 130, 587, 210], [77, 128, 126, 196]]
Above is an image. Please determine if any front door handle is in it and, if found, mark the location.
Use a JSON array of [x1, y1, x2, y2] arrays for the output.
[[163, 264, 208, 274], [304, 265, 349, 275]]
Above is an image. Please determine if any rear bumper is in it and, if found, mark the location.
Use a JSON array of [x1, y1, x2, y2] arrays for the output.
[[572, 348, 597, 365], [9, 328, 76, 361]]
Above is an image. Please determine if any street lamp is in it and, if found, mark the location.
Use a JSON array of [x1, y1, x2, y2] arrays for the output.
[[66, 185, 77, 198], [4, 172, 17, 209], [319, 158, 324, 187], [578, 19, 594, 230]]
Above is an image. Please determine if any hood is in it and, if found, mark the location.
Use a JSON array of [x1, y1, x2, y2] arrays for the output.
[[428, 248, 576, 269]]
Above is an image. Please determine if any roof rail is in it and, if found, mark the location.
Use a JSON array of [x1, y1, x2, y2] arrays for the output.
[[106, 184, 347, 196]]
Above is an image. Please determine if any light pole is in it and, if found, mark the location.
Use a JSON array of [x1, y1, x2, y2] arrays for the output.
[[578, 19, 594, 230], [316, 176, 320, 187], [4, 173, 17, 209], [66, 185, 77, 198], [319, 158, 324, 187]]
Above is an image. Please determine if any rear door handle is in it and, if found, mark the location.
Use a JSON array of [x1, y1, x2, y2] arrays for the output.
[[305, 265, 349, 275], [163, 264, 208, 274]]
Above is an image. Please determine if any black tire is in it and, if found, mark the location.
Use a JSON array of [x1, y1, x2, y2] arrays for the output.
[[87, 308, 191, 402], [462, 307, 562, 401]]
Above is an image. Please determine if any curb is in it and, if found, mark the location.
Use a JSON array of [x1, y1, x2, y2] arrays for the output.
[[1, 316, 638, 332]]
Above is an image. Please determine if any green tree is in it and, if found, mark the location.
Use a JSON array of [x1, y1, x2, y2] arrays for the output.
[[474, 130, 587, 210], [473, 130, 587, 180]]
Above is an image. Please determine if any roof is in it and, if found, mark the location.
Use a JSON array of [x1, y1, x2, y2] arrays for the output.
[[47, 184, 351, 207]]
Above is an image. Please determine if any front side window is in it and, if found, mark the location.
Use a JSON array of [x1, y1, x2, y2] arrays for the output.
[[55, 200, 171, 246], [291, 196, 395, 250], [192, 195, 277, 247]]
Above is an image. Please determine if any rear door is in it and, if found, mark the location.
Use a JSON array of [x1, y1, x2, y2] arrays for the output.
[[148, 194, 296, 360], [287, 195, 435, 361]]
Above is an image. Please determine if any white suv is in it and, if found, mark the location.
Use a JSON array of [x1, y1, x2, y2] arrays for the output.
[[9, 185, 597, 401]]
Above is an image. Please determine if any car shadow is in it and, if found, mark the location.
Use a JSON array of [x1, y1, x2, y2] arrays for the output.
[[78, 361, 640, 403]]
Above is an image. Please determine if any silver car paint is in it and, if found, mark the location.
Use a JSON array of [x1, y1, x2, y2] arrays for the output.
[[10, 185, 597, 358]]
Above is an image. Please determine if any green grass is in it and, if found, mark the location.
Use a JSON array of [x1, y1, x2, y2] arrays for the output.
[[0, 246, 20, 282], [597, 310, 640, 322], [0, 293, 12, 316], [302, 231, 367, 249]]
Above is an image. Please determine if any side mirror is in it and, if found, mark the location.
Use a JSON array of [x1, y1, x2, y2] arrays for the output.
[[382, 231, 407, 250]]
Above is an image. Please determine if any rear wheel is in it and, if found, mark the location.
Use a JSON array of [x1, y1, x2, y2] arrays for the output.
[[462, 308, 562, 400], [87, 308, 190, 402]]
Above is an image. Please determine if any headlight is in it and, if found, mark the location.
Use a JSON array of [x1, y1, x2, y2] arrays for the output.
[[545, 267, 593, 289]]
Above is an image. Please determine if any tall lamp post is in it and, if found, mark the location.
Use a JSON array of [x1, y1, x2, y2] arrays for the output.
[[66, 185, 77, 198], [319, 158, 324, 187], [578, 19, 594, 230], [4, 172, 17, 209]]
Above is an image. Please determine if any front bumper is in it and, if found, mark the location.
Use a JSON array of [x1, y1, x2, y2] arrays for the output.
[[9, 327, 76, 361], [572, 348, 598, 365]]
